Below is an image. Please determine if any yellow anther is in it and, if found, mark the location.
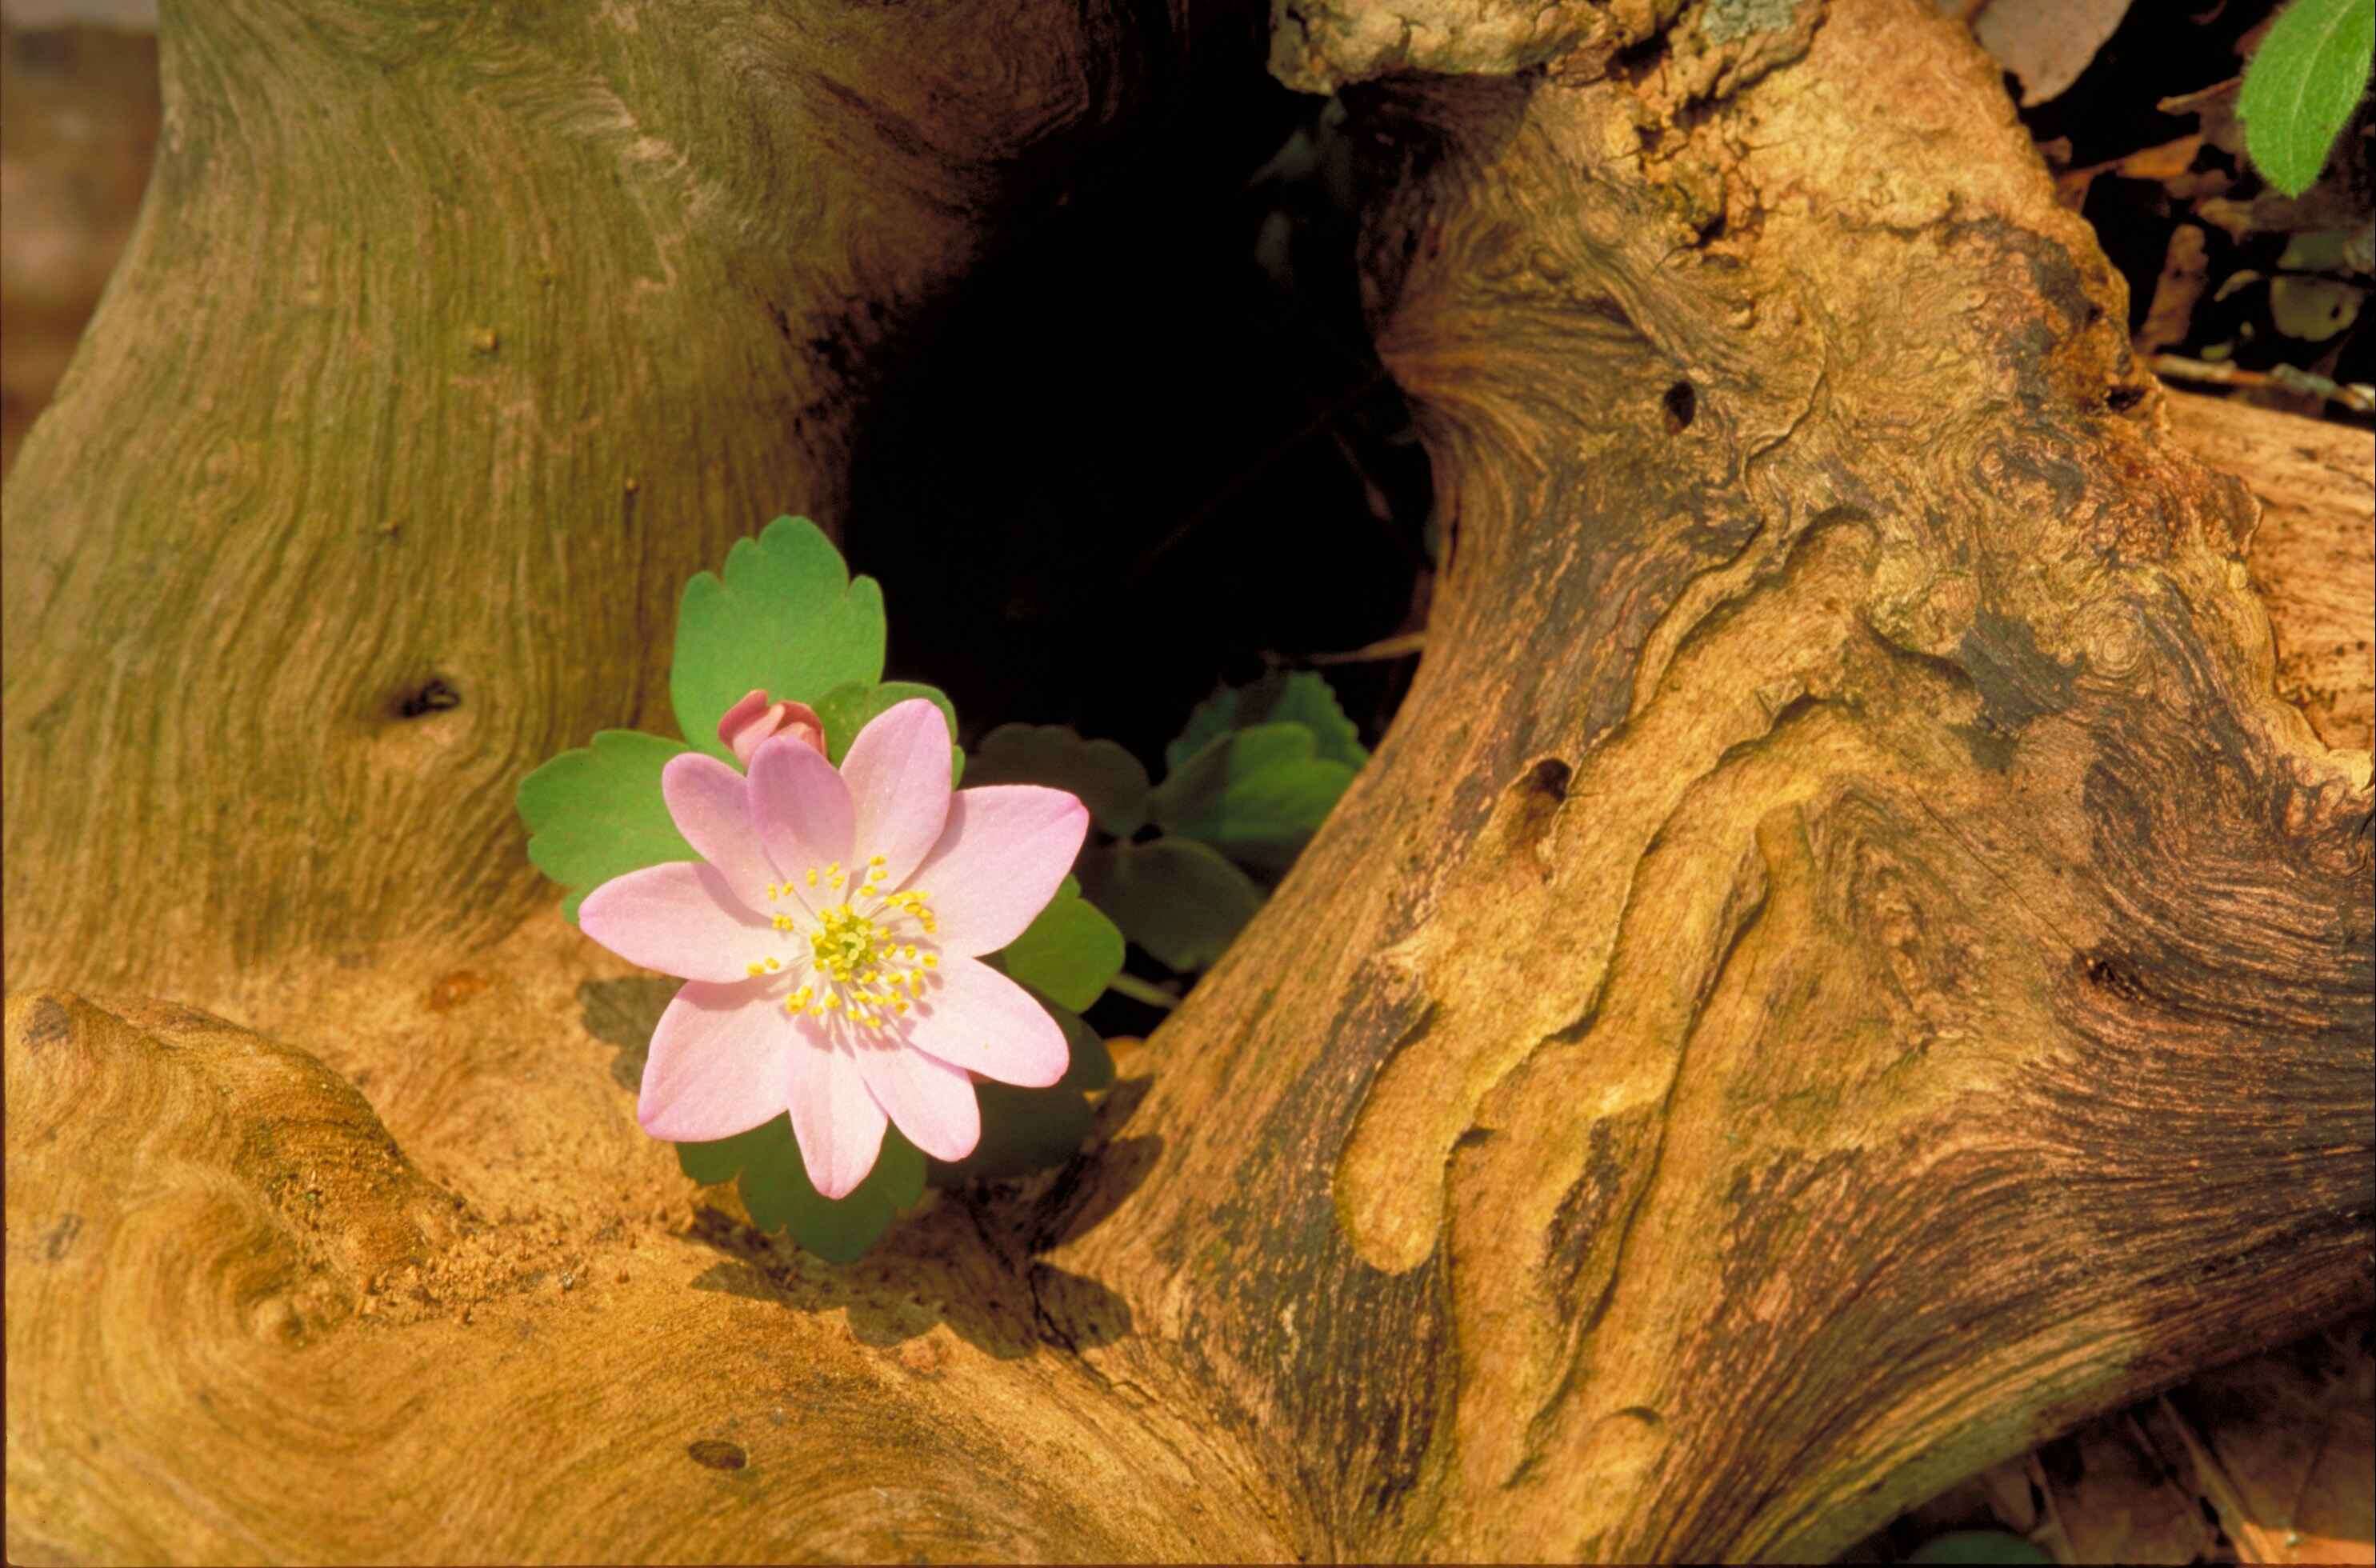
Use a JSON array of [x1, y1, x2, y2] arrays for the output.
[[894, 999, 910, 1014], [765, 957, 782, 971], [869, 854, 886, 866], [824, 994, 841, 1010], [902, 945, 918, 960], [921, 954, 938, 969], [747, 962, 766, 978]]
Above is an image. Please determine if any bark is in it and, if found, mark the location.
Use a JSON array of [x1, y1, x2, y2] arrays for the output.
[[5, 0, 2372, 1562]]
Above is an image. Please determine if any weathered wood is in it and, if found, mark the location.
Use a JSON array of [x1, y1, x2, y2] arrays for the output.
[[1053, 0, 2375, 1557], [0, 0, 1194, 998], [2168, 391, 2374, 754], [4, 0, 2370, 1562]]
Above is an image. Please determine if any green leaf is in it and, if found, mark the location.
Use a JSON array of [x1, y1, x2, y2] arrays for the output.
[[1077, 838, 1265, 972], [926, 1001, 1113, 1186], [812, 679, 965, 784], [994, 877, 1125, 1011], [1905, 1530, 2053, 1565], [931, 1082, 1094, 1185], [1146, 723, 1357, 877], [965, 723, 1151, 838], [675, 1116, 925, 1263], [1051, 1002, 1118, 1092], [2240, 0, 2375, 198], [1165, 686, 1242, 776], [1164, 670, 1368, 774], [1256, 670, 1369, 769], [517, 730, 696, 922], [670, 517, 887, 761]]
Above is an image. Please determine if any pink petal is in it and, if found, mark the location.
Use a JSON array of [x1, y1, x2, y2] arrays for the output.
[[580, 862, 775, 982], [749, 732, 854, 890], [661, 753, 776, 909], [638, 981, 793, 1141], [786, 1031, 888, 1198], [904, 786, 1090, 958], [841, 699, 952, 890], [900, 955, 1069, 1087], [855, 1042, 982, 1162]]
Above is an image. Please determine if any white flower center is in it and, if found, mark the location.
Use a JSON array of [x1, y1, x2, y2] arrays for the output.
[[744, 854, 942, 1032]]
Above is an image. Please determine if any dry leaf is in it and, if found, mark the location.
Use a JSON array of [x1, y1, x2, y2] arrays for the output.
[[2152, 1326, 2376, 1566], [1952, 0, 2136, 106], [2138, 222, 2212, 354]]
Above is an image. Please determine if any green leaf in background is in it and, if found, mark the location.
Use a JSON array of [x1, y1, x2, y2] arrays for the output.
[[943, 1082, 1096, 1184], [1078, 838, 1265, 972], [1166, 686, 1244, 776], [1164, 670, 1369, 774], [1904, 1530, 2053, 1565], [1147, 722, 1358, 877], [813, 679, 965, 784], [928, 1001, 1114, 1185], [964, 723, 1151, 838], [1051, 1002, 1118, 1093], [517, 730, 696, 923], [994, 876, 1126, 1011], [670, 517, 887, 761], [1254, 670, 1369, 769], [2239, 0, 2375, 198], [675, 1115, 926, 1263]]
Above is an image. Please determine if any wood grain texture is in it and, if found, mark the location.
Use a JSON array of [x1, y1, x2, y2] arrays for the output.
[[1053, 0, 2374, 1558], [3, 0, 2370, 1562], [3, 974, 1289, 1564], [2172, 390, 2375, 754], [0, 0, 1191, 998]]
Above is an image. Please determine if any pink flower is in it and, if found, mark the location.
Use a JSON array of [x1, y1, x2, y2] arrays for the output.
[[718, 688, 826, 765], [580, 699, 1089, 1197]]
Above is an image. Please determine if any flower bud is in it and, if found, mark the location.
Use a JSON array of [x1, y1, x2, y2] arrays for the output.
[[718, 689, 825, 765]]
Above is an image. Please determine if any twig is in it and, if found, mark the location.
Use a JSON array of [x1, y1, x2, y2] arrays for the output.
[[2149, 354, 2376, 414], [1106, 972, 1181, 1011], [1302, 631, 1428, 665]]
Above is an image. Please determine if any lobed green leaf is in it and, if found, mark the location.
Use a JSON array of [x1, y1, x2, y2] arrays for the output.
[[1078, 837, 1265, 972], [1164, 669, 1367, 774], [965, 723, 1151, 838], [670, 517, 887, 760], [994, 876, 1126, 1012], [813, 679, 965, 784], [1147, 722, 1358, 877], [927, 1001, 1114, 1185], [675, 1115, 926, 1263], [517, 730, 696, 923]]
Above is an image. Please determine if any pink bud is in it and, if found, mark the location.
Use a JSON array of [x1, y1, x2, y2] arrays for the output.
[[718, 689, 826, 766]]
